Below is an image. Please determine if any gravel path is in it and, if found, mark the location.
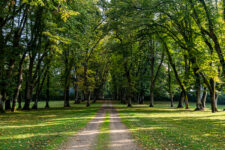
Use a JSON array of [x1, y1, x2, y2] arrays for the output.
[[59, 101, 142, 150]]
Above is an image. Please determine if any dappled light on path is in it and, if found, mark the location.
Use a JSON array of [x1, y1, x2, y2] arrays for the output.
[[60, 101, 142, 150], [110, 105, 142, 150], [59, 104, 107, 150]]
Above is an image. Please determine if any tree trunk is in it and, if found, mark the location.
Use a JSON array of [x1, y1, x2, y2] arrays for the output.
[[215, 94, 218, 112], [86, 91, 91, 107], [168, 63, 173, 107], [32, 80, 40, 110], [149, 88, 154, 107], [149, 39, 155, 107], [93, 96, 97, 104], [201, 87, 207, 108], [92, 89, 98, 104], [64, 85, 70, 107], [141, 95, 144, 104], [83, 63, 90, 107], [5, 100, 11, 111], [177, 91, 184, 108], [183, 90, 189, 109], [0, 93, 5, 113], [163, 40, 188, 109], [32, 97, 38, 109], [170, 94, 174, 107], [124, 62, 132, 107], [63, 57, 72, 108], [210, 92, 217, 113], [74, 84, 80, 104], [11, 52, 26, 112], [195, 73, 203, 111], [45, 72, 50, 109], [81, 91, 85, 102], [138, 94, 144, 104], [18, 94, 22, 110], [121, 89, 126, 104], [23, 56, 34, 110], [127, 96, 132, 107], [210, 79, 217, 113], [32, 90, 39, 109]]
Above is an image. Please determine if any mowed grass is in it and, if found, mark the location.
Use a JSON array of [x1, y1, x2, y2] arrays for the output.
[[0, 101, 102, 150], [95, 112, 110, 150], [115, 101, 225, 150]]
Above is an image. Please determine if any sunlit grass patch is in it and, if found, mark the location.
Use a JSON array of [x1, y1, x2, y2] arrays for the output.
[[0, 101, 102, 150], [115, 101, 225, 150]]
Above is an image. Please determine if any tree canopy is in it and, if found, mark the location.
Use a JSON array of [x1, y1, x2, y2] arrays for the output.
[[0, 0, 225, 113]]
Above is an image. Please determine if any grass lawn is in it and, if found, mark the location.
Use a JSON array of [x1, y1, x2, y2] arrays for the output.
[[0, 101, 102, 150], [115, 101, 225, 150]]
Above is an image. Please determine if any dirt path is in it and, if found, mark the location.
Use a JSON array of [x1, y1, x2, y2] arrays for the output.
[[59, 103, 107, 150], [109, 103, 141, 150], [59, 101, 141, 150]]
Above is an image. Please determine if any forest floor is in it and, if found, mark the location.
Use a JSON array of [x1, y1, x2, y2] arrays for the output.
[[60, 100, 142, 150]]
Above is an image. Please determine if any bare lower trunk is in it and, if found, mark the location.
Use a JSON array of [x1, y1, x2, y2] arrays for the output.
[[138, 94, 144, 104], [11, 52, 26, 112], [168, 63, 173, 107], [32, 84, 40, 110], [163, 40, 188, 109], [74, 84, 80, 104], [23, 57, 34, 110], [177, 92, 184, 108], [124, 62, 132, 107], [215, 94, 218, 112], [0, 94, 5, 113], [93, 96, 97, 104], [86, 91, 91, 107], [5, 100, 11, 110], [18, 94, 22, 109], [184, 92, 189, 109], [23, 85, 32, 110], [195, 74, 203, 111], [201, 87, 207, 108], [81, 91, 85, 102], [64, 85, 70, 107], [121, 89, 126, 104], [45, 72, 50, 109], [149, 89, 154, 107], [210, 93, 217, 113], [170, 94, 174, 107], [12, 80, 23, 112], [92, 89, 98, 104], [32, 97, 38, 109], [127, 96, 132, 107], [210, 79, 217, 113]]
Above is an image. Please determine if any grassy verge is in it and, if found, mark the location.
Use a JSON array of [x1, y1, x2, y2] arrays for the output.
[[115, 101, 225, 150], [95, 112, 110, 150], [0, 101, 102, 150]]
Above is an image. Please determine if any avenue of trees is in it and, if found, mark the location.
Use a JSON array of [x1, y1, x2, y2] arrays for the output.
[[1, 0, 225, 113]]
